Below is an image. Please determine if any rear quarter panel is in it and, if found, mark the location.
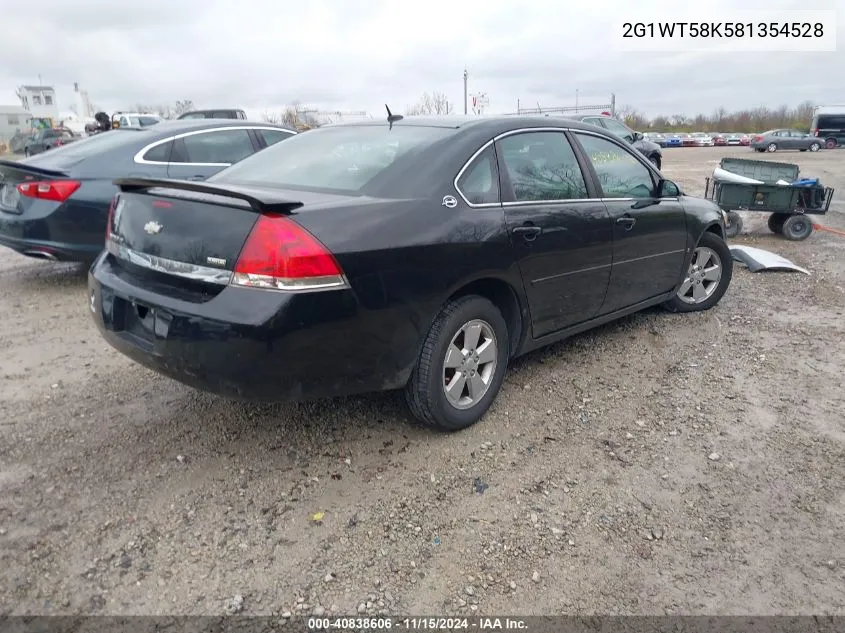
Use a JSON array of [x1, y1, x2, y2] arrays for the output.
[[292, 196, 520, 382]]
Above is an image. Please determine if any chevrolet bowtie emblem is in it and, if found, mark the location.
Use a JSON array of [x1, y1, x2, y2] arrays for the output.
[[144, 221, 163, 235]]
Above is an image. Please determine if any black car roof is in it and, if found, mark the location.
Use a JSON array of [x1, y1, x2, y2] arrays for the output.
[[327, 115, 612, 134]]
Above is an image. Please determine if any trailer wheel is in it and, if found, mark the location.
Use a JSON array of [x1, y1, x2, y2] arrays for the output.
[[767, 214, 787, 234], [724, 211, 742, 238], [781, 214, 813, 241]]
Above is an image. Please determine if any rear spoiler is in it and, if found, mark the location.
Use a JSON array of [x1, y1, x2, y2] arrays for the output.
[[0, 159, 68, 178], [113, 177, 304, 215]]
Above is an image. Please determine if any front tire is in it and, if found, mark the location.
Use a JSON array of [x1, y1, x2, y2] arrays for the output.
[[663, 232, 732, 313], [767, 143, 778, 152], [405, 295, 510, 431], [809, 142, 821, 152]]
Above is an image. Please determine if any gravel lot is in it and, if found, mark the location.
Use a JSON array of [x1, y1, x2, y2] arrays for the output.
[[1, 147, 843, 617]]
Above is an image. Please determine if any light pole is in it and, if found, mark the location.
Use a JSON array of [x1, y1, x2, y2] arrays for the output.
[[463, 69, 468, 115]]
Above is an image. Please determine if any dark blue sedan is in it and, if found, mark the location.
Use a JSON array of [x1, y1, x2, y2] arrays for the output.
[[661, 134, 682, 148], [0, 120, 295, 263]]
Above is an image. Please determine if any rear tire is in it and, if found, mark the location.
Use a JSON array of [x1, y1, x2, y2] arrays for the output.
[[767, 214, 787, 234], [767, 143, 778, 152], [724, 211, 742, 238], [825, 138, 837, 149], [781, 214, 813, 241], [404, 295, 510, 431], [663, 231, 732, 314]]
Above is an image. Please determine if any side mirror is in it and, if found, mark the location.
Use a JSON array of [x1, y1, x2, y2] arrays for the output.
[[632, 131, 644, 142], [657, 179, 680, 197]]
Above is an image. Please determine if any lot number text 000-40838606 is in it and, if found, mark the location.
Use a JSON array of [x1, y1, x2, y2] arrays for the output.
[[614, 10, 836, 52]]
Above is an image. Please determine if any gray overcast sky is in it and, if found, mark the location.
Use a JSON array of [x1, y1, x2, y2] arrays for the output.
[[0, 0, 842, 119]]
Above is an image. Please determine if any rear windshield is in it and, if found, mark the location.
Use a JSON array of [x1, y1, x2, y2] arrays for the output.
[[212, 125, 455, 194], [25, 128, 148, 161]]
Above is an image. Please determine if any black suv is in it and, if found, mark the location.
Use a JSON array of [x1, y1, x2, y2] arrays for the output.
[[565, 114, 663, 170], [810, 111, 845, 149]]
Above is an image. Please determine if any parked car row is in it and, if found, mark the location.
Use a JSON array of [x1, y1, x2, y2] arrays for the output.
[[644, 132, 752, 148], [1, 113, 733, 431]]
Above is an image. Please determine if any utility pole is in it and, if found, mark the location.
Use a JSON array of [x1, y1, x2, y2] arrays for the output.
[[463, 69, 468, 115]]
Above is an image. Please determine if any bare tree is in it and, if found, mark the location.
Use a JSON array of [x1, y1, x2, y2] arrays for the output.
[[173, 99, 195, 117], [261, 111, 282, 124], [406, 91, 452, 116], [262, 103, 320, 130]]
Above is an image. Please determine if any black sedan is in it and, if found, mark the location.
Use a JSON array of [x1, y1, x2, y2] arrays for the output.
[[0, 120, 296, 263], [89, 114, 732, 431]]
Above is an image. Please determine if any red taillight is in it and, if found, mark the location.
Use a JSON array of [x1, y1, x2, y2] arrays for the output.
[[232, 214, 346, 291], [17, 180, 80, 202], [754, 135, 763, 142], [812, 129, 819, 136]]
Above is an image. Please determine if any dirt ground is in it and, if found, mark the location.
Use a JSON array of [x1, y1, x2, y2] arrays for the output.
[[0, 147, 843, 617]]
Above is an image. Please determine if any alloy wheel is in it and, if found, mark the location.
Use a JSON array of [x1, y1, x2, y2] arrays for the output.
[[677, 247, 723, 305], [442, 319, 498, 410]]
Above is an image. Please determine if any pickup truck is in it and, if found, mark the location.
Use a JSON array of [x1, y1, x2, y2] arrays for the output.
[[22, 128, 78, 157], [177, 109, 248, 120]]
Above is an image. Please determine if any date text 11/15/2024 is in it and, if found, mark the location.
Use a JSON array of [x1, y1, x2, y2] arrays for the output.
[[622, 22, 824, 38], [306, 616, 529, 630]]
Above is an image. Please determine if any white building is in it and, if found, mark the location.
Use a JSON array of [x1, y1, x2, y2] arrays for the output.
[[16, 85, 59, 122], [0, 105, 32, 144]]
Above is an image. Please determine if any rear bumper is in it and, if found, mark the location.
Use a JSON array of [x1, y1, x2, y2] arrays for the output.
[[0, 230, 103, 261], [0, 193, 110, 262], [88, 253, 420, 402]]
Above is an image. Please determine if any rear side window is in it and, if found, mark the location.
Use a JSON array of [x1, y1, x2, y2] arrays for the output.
[[213, 125, 455, 194], [257, 128, 294, 147], [175, 129, 255, 164], [456, 145, 499, 205], [143, 140, 172, 162], [498, 131, 588, 202]]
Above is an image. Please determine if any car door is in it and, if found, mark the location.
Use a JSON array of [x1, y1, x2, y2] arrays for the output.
[[492, 129, 613, 338], [779, 130, 796, 149], [166, 128, 260, 180], [571, 130, 687, 314]]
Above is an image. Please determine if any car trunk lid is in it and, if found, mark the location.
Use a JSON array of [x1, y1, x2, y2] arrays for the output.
[[0, 159, 73, 213], [107, 178, 342, 299]]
